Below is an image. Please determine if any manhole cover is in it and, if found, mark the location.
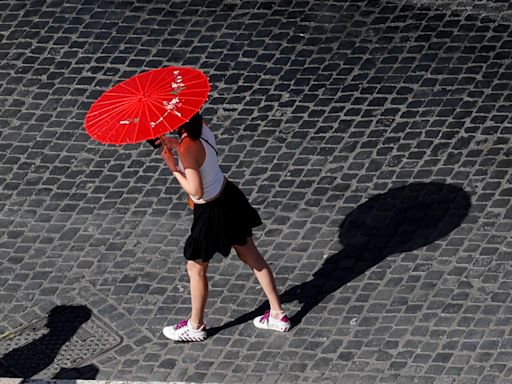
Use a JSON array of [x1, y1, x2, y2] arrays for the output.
[[0, 305, 123, 379]]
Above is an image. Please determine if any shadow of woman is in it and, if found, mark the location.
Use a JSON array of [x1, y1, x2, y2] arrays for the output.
[[0, 305, 99, 379], [208, 182, 471, 336]]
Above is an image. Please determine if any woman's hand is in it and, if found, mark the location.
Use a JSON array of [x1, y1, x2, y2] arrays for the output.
[[157, 136, 180, 151], [156, 135, 182, 173], [161, 143, 179, 173]]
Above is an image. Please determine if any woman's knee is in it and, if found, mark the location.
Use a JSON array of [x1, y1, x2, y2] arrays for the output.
[[235, 240, 267, 270]]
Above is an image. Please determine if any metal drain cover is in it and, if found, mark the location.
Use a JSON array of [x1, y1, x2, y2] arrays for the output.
[[0, 305, 123, 379]]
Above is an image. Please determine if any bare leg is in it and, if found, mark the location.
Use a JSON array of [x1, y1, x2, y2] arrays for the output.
[[233, 237, 283, 319], [187, 259, 209, 327]]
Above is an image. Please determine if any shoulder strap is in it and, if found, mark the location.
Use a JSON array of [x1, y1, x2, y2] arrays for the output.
[[200, 136, 218, 156]]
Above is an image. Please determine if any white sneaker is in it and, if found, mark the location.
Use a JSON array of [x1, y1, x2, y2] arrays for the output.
[[253, 310, 290, 332], [163, 319, 207, 342]]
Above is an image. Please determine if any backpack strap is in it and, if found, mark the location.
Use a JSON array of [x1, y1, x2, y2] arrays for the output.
[[200, 136, 218, 156]]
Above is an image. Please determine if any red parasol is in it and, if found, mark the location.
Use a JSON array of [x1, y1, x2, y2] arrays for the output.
[[84, 66, 210, 144]]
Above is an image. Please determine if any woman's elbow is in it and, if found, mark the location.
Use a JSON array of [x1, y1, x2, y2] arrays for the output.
[[184, 170, 203, 200], [190, 187, 204, 200], [192, 192, 203, 200]]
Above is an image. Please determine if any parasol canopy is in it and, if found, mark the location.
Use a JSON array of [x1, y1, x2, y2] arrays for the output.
[[84, 66, 210, 144]]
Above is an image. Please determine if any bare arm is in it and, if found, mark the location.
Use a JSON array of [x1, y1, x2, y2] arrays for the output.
[[160, 137, 204, 200]]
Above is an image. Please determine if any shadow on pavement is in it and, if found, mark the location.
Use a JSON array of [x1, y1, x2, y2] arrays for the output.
[[209, 182, 471, 336], [0, 305, 99, 380]]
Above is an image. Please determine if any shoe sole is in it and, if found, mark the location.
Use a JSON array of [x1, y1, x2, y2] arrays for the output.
[[253, 319, 290, 332], [163, 327, 207, 342]]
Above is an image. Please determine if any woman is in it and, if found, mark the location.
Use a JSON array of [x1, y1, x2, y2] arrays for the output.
[[159, 113, 289, 342]]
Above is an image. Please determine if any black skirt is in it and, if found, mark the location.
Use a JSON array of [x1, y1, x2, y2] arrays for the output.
[[184, 179, 262, 262]]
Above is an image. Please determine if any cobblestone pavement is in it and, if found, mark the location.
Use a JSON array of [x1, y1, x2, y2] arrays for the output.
[[1, 0, 512, 383]]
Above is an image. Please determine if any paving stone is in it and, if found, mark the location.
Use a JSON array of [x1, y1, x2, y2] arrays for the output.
[[1, 0, 512, 382]]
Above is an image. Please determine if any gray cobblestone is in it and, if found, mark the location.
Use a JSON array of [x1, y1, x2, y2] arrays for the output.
[[1, 0, 512, 382]]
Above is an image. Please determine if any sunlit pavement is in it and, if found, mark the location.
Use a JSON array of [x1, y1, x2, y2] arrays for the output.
[[1, 1, 512, 383]]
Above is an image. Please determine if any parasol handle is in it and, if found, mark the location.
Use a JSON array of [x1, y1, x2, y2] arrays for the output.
[[159, 135, 166, 150]]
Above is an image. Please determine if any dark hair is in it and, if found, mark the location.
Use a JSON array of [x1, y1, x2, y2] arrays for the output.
[[177, 113, 203, 140]]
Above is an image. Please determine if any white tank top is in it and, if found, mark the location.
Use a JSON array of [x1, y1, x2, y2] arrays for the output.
[[178, 125, 225, 203]]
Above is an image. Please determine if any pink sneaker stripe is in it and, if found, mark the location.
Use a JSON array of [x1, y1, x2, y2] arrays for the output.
[[174, 319, 188, 329], [260, 310, 270, 322]]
